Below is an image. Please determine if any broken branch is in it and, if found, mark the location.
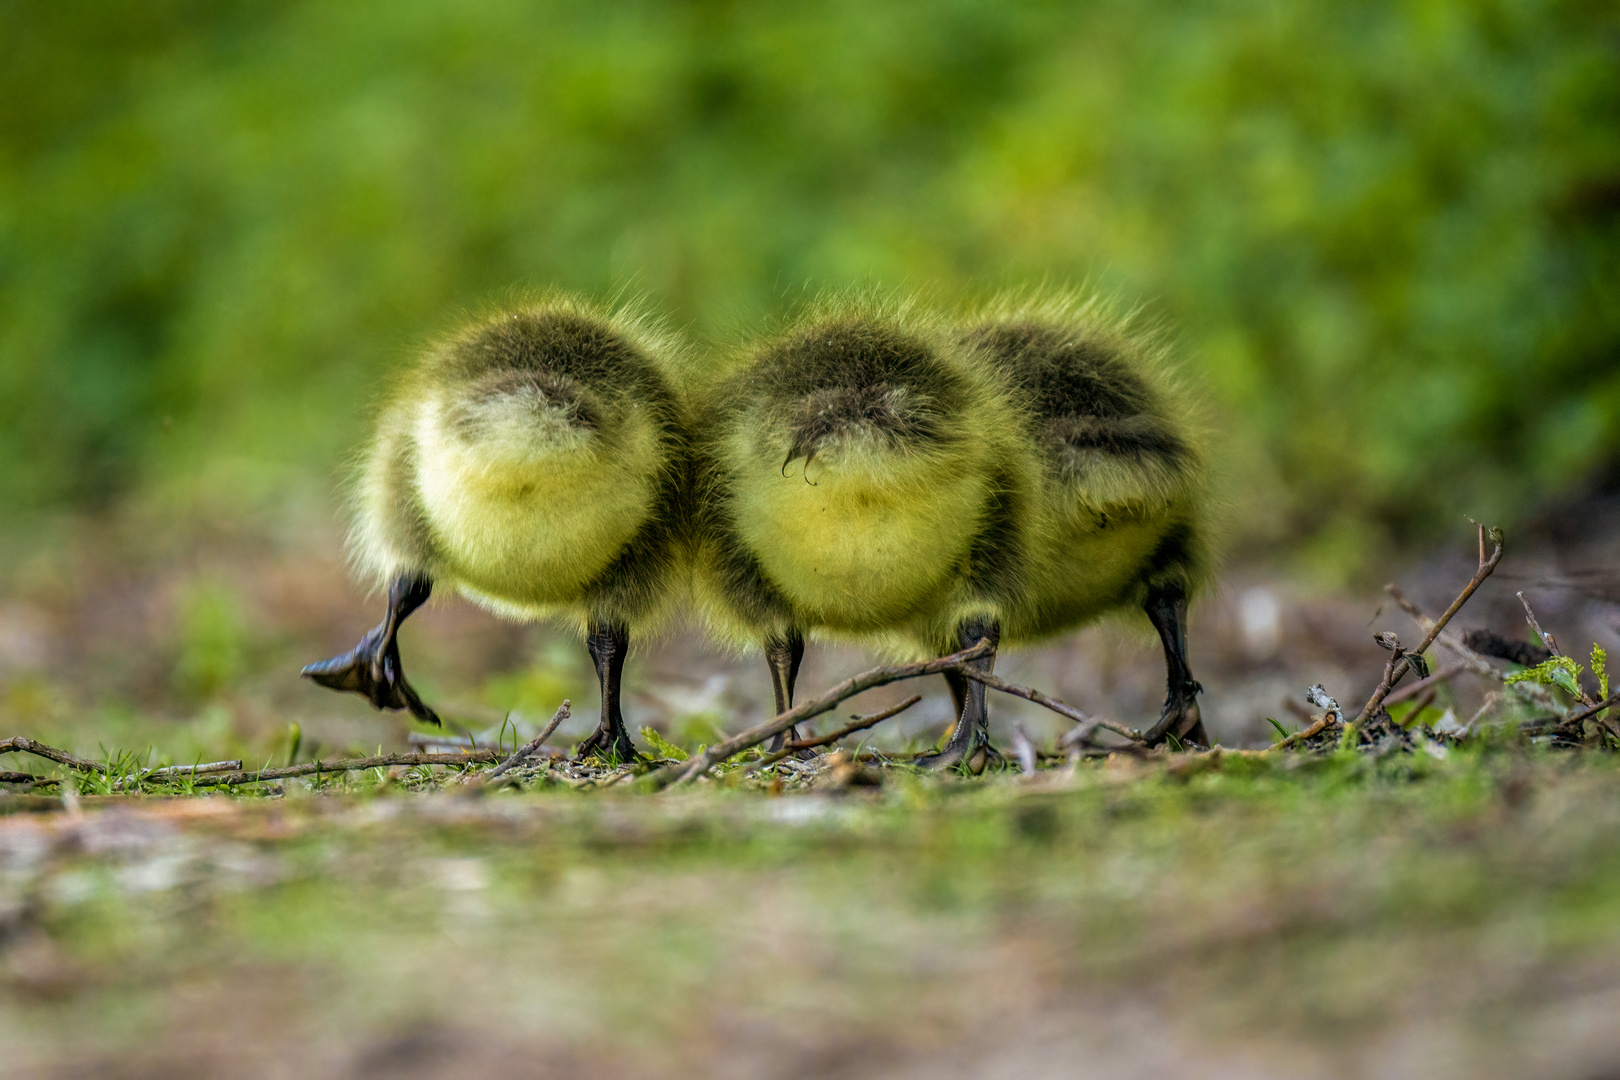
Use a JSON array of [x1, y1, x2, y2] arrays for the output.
[[113, 759, 245, 791], [0, 737, 103, 773], [469, 701, 571, 786], [1516, 591, 1563, 658], [648, 639, 995, 790], [957, 669, 1143, 742], [1350, 524, 1503, 733], [742, 695, 923, 776], [1387, 584, 1567, 718], [1384, 662, 1464, 706], [194, 752, 500, 787], [1557, 692, 1620, 733]]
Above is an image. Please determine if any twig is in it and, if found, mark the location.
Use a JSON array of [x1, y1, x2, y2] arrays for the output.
[[794, 695, 923, 753], [1405, 687, 1439, 720], [648, 639, 995, 790], [144, 760, 243, 779], [1462, 691, 1503, 736], [1271, 716, 1331, 750], [1387, 585, 1567, 718], [0, 737, 104, 773], [742, 695, 923, 776], [957, 669, 1144, 742], [1516, 592, 1562, 657], [113, 760, 245, 791], [1384, 662, 1464, 705], [194, 752, 500, 787], [1267, 685, 1341, 750], [1061, 721, 1155, 758], [1516, 592, 1596, 707], [1557, 692, 1620, 732], [468, 701, 570, 786], [0, 771, 55, 785], [1350, 524, 1503, 734]]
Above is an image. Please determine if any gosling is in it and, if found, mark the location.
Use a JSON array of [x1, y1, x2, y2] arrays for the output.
[[691, 297, 1033, 764], [302, 296, 689, 762], [958, 293, 1210, 751]]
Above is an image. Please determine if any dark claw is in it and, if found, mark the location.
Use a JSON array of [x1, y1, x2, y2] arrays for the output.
[[302, 626, 441, 726], [1142, 682, 1205, 747], [572, 724, 641, 765], [916, 618, 1001, 773], [913, 740, 991, 774]]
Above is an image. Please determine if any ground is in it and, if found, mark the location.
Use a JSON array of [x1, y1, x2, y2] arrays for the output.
[[6, 752, 1620, 1079], [2, 496, 1618, 1077]]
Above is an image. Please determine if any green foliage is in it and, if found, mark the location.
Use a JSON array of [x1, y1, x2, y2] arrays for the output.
[[1506, 653, 1584, 697], [1, 0, 1616, 567], [639, 727, 689, 761], [1506, 644, 1614, 718]]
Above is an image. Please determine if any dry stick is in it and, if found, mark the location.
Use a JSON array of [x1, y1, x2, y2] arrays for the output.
[[1386, 585, 1567, 719], [113, 759, 245, 791], [194, 751, 500, 788], [1516, 591, 1563, 657], [959, 669, 1144, 742], [469, 701, 571, 786], [1405, 687, 1439, 720], [1556, 692, 1620, 732], [1516, 591, 1597, 707], [0, 736, 104, 773], [1384, 662, 1465, 706], [1270, 715, 1332, 750], [142, 760, 242, 779], [650, 639, 995, 790], [1349, 524, 1504, 735], [0, 771, 53, 785], [793, 695, 922, 751], [742, 695, 923, 776]]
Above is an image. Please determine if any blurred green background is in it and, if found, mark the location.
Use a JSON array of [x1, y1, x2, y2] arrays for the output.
[[2, 0, 1617, 575]]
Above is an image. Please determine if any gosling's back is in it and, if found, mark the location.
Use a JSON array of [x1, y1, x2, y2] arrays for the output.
[[351, 299, 689, 630], [962, 296, 1208, 644], [692, 300, 1032, 651]]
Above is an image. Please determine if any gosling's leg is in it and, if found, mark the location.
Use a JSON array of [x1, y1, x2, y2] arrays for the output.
[[765, 629, 808, 755], [575, 620, 641, 764], [301, 572, 441, 726], [1141, 582, 1207, 747], [914, 617, 1001, 774]]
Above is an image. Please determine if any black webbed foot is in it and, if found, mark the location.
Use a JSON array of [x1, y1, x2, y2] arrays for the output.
[[915, 618, 1001, 774], [572, 723, 642, 765], [1143, 682, 1207, 747], [301, 573, 441, 726], [1142, 582, 1207, 748]]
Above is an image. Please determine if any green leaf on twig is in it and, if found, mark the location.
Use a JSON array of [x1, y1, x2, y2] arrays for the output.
[[1505, 654, 1584, 698]]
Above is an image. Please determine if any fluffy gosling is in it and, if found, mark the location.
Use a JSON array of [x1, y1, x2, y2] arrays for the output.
[[691, 298, 1034, 762], [960, 293, 1210, 750], [302, 296, 689, 762]]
